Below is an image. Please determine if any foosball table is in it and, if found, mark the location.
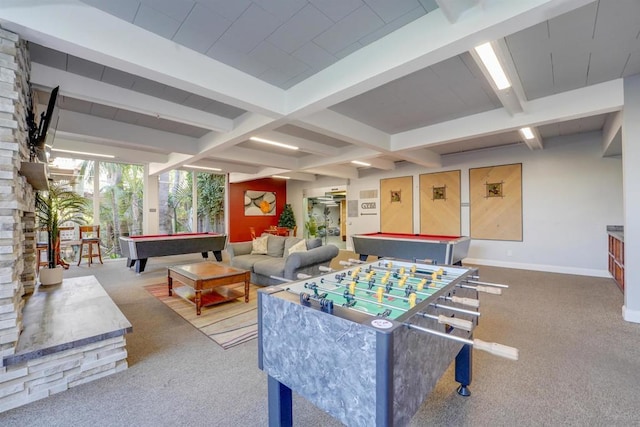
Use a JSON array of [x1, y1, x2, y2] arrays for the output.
[[258, 259, 518, 427]]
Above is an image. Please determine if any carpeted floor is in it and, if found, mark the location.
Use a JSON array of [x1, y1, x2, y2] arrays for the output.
[[144, 282, 260, 349], [0, 250, 639, 426]]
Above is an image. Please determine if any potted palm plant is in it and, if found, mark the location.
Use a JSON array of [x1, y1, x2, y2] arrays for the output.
[[35, 181, 88, 285]]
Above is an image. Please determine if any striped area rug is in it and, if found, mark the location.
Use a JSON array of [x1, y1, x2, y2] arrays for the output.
[[144, 283, 260, 349]]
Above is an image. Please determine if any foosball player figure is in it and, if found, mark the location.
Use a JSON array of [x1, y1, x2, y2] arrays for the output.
[[342, 290, 356, 307]]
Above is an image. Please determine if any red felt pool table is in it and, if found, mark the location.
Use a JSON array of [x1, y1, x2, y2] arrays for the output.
[[351, 232, 471, 265], [119, 232, 227, 273]]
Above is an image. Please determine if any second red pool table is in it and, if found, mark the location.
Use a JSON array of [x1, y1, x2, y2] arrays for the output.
[[351, 232, 470, 265]]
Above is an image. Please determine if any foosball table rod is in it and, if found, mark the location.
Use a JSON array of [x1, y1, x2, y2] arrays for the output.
[[431, 303, 480, 317], [318, 276, 438, 301], [304, 284, 410, 313], [416, 312, 474, 331], [405, 323, 519, 360]]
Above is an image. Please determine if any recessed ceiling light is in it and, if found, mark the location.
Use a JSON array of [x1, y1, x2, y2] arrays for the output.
[[250, 136, 299, 150], [351, 160, 371, 166], [272, 175, 290, 179], [519, 127, 535, 140], [474, 42, 511, 90], [51, 148, 115, 158], [184, 165, 222, 172]]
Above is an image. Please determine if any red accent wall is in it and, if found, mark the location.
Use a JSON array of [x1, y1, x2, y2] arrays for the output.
[[229, 178, 287, 242]]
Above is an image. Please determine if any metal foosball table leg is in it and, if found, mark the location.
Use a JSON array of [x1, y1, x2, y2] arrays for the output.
[[455, 343, 473, 396], [268, 375, 292, 427]]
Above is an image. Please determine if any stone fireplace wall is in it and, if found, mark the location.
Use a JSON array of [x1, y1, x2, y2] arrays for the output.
[[0, 27, 131, 413], [0, 27, 34, 360]]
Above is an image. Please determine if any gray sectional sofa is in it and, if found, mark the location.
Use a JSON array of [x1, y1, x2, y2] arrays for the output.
[[227, 235, 339, 286]]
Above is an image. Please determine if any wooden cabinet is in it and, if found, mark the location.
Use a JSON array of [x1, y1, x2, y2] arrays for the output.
[[608, 234, 624, 292]]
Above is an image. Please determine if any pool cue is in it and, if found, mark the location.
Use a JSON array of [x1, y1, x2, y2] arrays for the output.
[[405, 323, 519, 360]]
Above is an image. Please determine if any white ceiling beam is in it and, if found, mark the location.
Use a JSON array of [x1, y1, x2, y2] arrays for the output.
[[392, 79, 624, 150], [519, 127, 544, 150], [198, 112, 279, 153], [281, 172, 317, 182], [229, 168, 317, 183], [185, 160, 260, 175], [51, 136, 168, 163], [56, 110, 199, 154], [294, 110, 390, 152], [297, 146, 384, 170], [362, 157, 396, 171], [31, 63, 233, 132], [602, 111, 622, 157], [285, 0, 594, 117], [394, 150, 442, 168], [302, 165, 359, 180], [468, 39, 524, 115], [149, 113, 280, 177], [149, 152, 193, 176], [0, 0, 285, 116], [257, 131, 340, 157], [211, 146, 299, 170], [436, 0, 480, 23]]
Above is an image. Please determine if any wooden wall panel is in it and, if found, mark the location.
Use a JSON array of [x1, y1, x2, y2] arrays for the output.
[[469, 163, 522, 241], [419, 170, 461, 235], [380, 176, 413, 233]]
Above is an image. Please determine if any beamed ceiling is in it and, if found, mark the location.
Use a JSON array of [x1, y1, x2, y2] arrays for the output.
[[0, 0, 635, 182]]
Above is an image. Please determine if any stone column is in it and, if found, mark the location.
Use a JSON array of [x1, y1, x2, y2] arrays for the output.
[[0, 27, 35, 358]]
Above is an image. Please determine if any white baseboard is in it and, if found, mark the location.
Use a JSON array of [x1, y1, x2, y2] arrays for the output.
[[463, 258, 611, 278], [622, 306, 640, 323]]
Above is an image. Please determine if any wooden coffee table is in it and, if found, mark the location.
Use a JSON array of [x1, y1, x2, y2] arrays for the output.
[[168, 262, 250, 315]]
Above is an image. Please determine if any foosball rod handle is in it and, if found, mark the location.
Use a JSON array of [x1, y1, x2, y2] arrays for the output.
[[450, 296, 480, 308], [476, 285, 502, 295], [437, 315, 473, 331], [473, 339, 519, 361], [460, 283, 503, 295], [466, 279, 509, 289], [318, 266, 333, 272], [405, 323, 519, 360], [339, 259, 366, 267]]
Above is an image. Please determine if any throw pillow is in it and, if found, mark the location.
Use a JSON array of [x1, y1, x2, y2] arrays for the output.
[[266, 235, 286, 257], [283, 237, 302, 255], [287, 239, 307, 256], [251, 234, 269, 255]]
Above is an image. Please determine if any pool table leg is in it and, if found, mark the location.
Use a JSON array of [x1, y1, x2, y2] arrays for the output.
[[135, 259, 148, 274], [126, 258, 134, 268], [213, 250, 223, 262], [201, 251, 209, 259], [359, 254, 368, 262]]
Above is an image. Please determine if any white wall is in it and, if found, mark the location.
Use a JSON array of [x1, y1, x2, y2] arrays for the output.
[[287, 177, 348, 237], [290, 131, 623, 277], [622, 73, 640, 322]]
